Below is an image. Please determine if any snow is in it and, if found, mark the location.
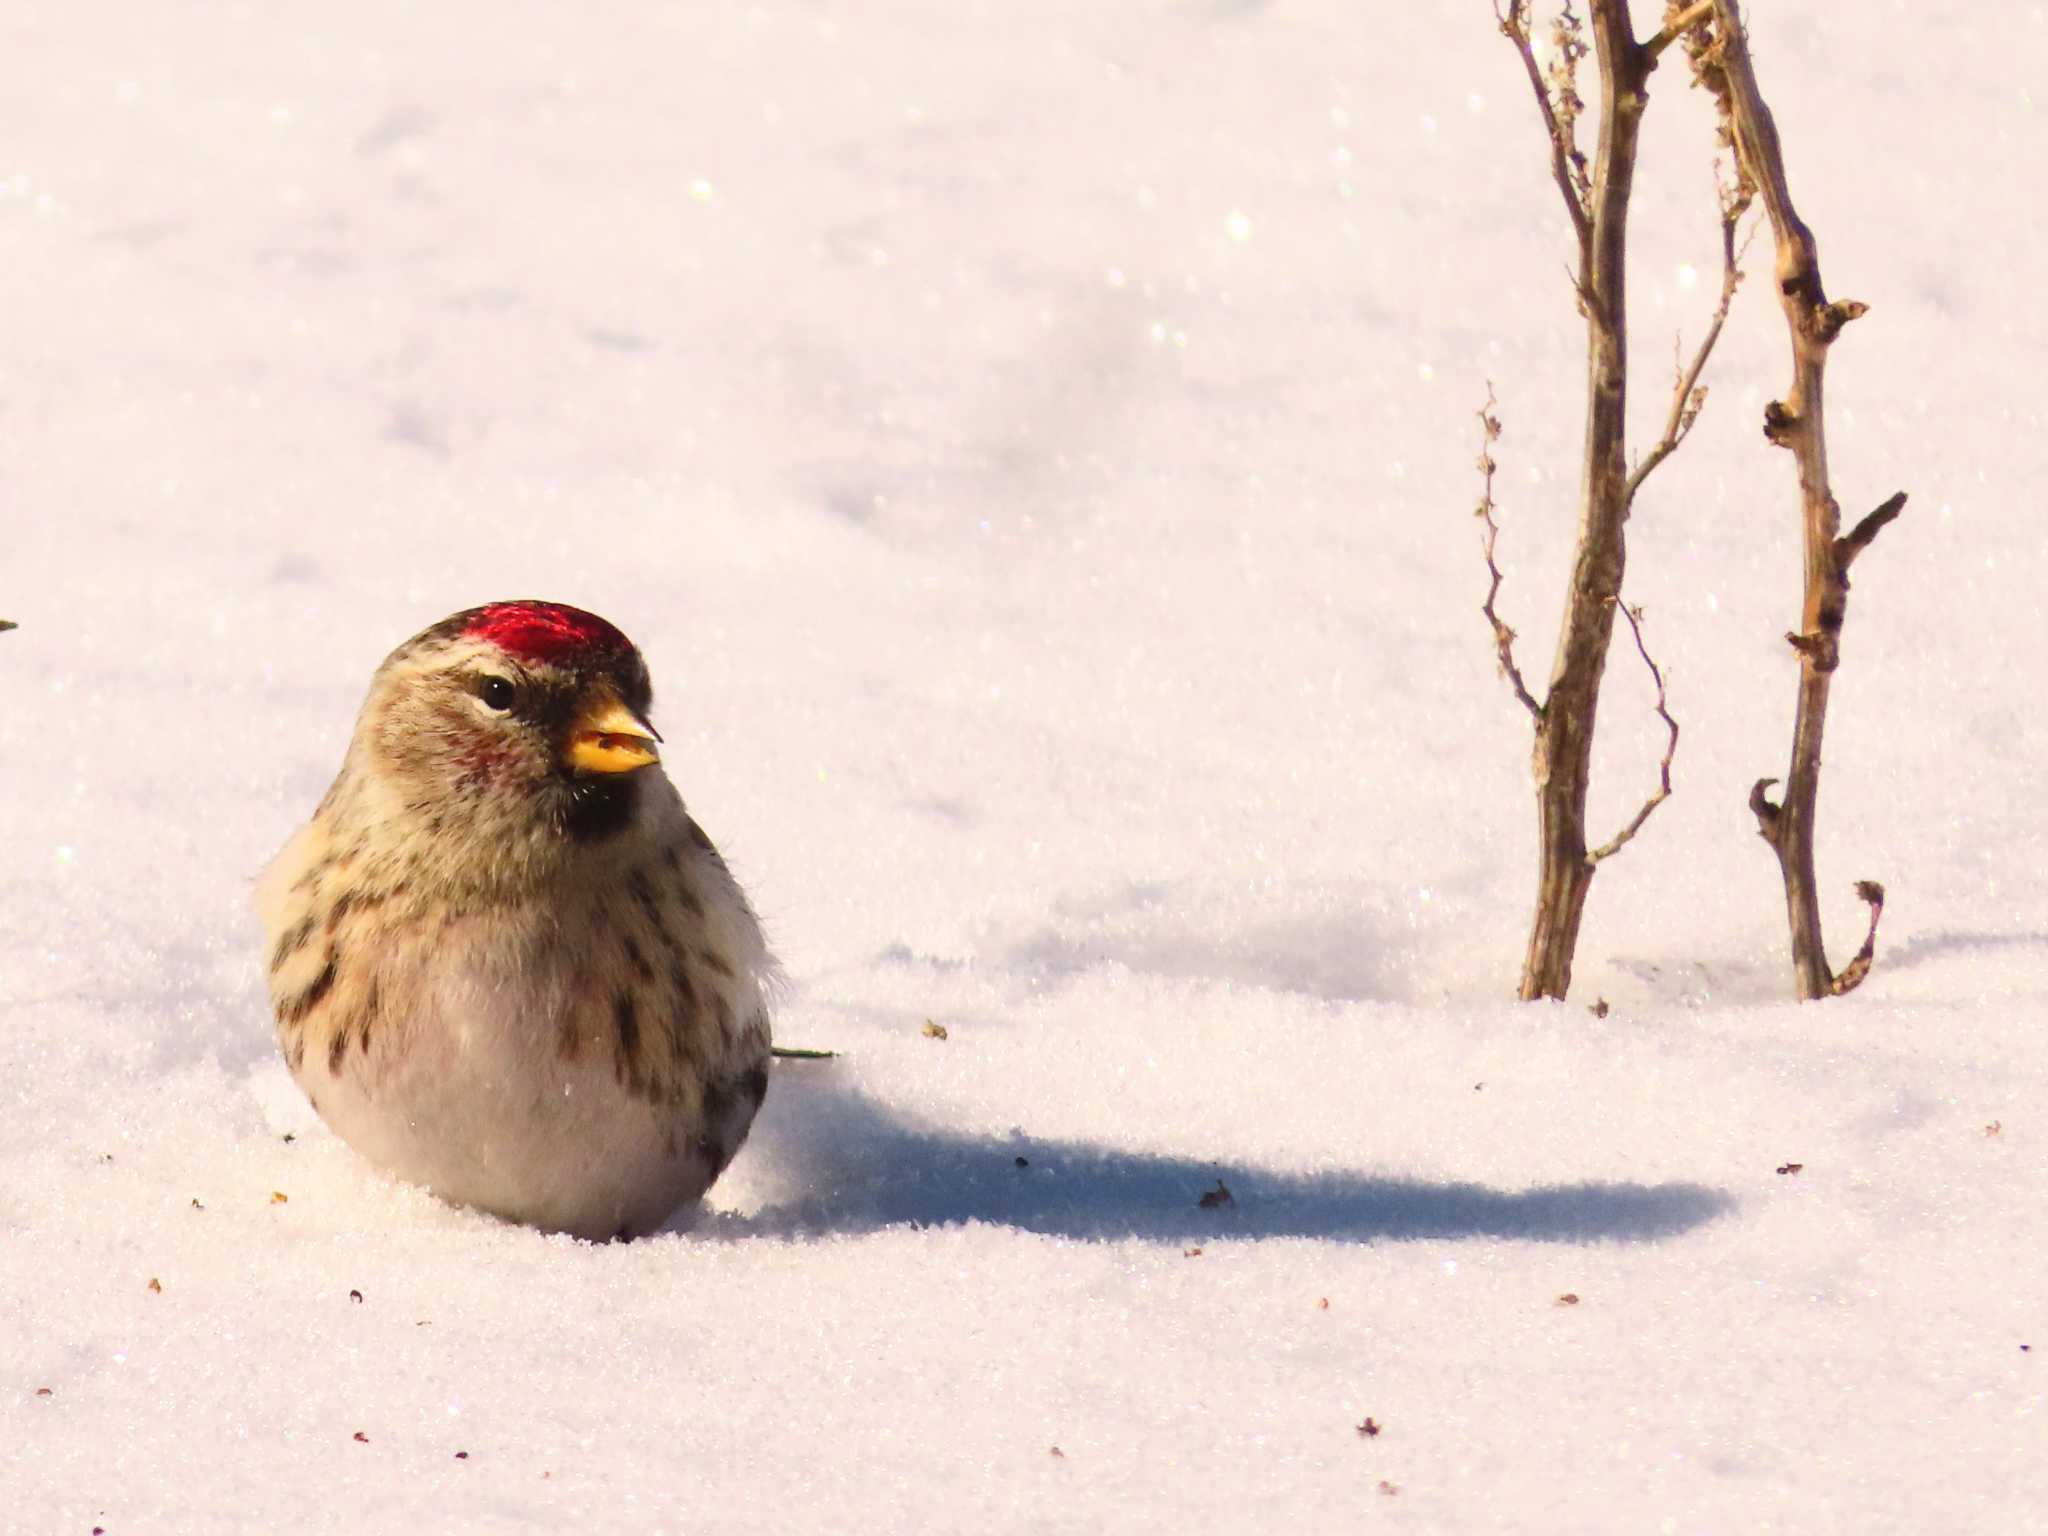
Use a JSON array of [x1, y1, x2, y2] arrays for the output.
[[4, 1, 2045, 1530]]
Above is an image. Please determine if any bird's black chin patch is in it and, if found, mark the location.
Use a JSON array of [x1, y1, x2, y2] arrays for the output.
[[559, 772, 640, 844]]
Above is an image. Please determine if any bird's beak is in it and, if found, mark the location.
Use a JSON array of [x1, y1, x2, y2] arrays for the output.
[[566, 693, 662, 776]]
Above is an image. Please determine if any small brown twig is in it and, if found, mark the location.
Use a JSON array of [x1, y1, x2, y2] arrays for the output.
[[1838, 491, 1908, 570], [1827, 881, 1886, 996], [1495, 0, 1592, 246], [1586, 600, 1679, 864], [1624, 189, 1750, 506], [1492, 2, 1659, 1001], [1475, 385, 1544, 723], [1707, 0, 1907, 999], [1644, 0, 1714, 59]]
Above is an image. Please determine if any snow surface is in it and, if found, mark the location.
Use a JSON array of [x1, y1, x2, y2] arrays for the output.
[[5, 1, 2046, 1530]]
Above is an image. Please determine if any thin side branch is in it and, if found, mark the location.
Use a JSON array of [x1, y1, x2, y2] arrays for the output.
[[1495, 0, 1592, 246], [1827, 881, 1886, 996], [1475, 385, 1545, 722], [1586, 599, 1679, 864], [1624, 195, 1749, 506], [1645, 0, 1714, 59], [1838, 490, 1908, 569]]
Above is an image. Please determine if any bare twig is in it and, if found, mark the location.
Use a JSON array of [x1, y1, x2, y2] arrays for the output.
[[1625, 197, 1749, 505], [1708, 5, 1815, 290], [1586, 600, 1679, 863], [1826, 881, 1886, 996], [1475, 385, 1545, 722], [1645, 0, 1714, 59], [1838, 490, 1908, 570], [1485, 3, 1708, 999], [1495, 0, 1592, 245], [1506, 1, 1655, 1001], [1706, 0, 1906, 999]]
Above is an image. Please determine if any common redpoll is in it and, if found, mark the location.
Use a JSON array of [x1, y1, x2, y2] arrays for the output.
[[256, 601, 774, 1239]]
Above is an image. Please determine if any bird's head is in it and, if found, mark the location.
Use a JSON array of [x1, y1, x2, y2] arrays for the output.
[[348, 600, 669, 869]]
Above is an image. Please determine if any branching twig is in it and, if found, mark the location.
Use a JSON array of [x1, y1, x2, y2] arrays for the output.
[[1495, 0, 1592, 245], [1706, 0, 1906, 999], [1490, 2, 1660, 1001], [1586, 600, 1679, 863], [1624, 194, 1750, 506], [1644, 0, 1714, 59], [1475, 385, 1544, 722]]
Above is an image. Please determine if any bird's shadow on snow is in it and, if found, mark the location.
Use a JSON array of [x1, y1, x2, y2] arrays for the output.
[[690, 1071, 1732, 1246]]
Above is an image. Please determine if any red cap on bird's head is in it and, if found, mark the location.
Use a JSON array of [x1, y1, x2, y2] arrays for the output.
[[461, 601, 636, 666]]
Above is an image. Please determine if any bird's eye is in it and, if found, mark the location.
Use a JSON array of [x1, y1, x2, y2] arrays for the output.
[[478, 675, 517, 712]]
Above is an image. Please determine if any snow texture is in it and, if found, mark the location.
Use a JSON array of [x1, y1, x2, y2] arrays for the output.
[[5, 1, 2046, 1531]]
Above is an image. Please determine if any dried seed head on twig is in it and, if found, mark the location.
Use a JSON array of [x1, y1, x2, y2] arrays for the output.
[[1473, 385, 1544, 724]]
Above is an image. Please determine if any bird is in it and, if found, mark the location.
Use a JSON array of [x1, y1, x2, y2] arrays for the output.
[[256, 600, 775, 1240]]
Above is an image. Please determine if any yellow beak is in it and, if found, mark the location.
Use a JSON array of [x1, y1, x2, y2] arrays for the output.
[[566, 695, 662, 776]]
